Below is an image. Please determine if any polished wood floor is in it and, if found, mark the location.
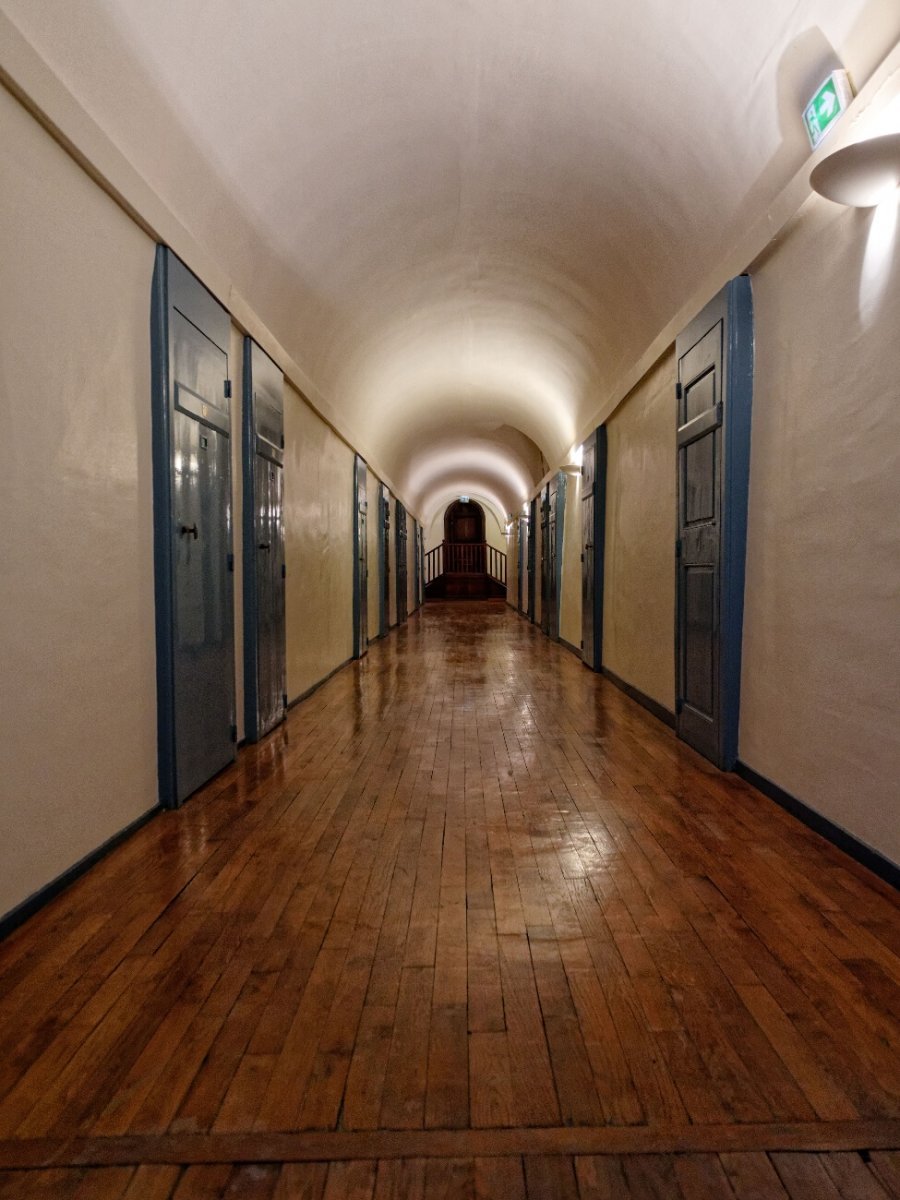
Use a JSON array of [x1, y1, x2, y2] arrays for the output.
[[0, 602, 898, 1197]]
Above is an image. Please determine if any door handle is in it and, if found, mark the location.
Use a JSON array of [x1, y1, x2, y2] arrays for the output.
[[180, 523, 198, 540], [258, 541, 271, 551]]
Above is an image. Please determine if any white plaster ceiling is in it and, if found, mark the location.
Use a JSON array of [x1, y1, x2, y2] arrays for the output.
[[4, 0, 898, 518]]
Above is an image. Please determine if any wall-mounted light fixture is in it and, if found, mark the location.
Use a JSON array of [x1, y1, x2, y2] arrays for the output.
[[810, 133, 900, 207]]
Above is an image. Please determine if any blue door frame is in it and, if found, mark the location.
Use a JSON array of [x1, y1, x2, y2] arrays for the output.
[[675, 275, 753, 770]]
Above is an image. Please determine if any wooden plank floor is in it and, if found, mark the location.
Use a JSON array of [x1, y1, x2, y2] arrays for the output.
[[0, 601, 898, 1197]]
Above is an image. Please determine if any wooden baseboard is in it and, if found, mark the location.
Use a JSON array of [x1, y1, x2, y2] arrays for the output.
[[735, 761, 899, 891], [600, 666, 676, 729], [288, 657, 354, 708], [559, 637, 583, 660], [0, 805, 161, 942]]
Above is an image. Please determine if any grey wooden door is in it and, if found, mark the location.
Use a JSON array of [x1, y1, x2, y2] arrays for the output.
[[527, 497, 537, 620], [396, 502, 408, 623], [379, 484, 390, 636], [243, 338, 285, 742], [675, 276, 753, 770], [517, 515, 526, 613], [581, 427, 607, 672], [151, 246, 235, 808], [353, 455, 368, 658], [541, 473, 566, 640]]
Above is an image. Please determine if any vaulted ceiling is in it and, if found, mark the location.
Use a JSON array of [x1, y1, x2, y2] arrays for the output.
[[4, 0, 898, 517]]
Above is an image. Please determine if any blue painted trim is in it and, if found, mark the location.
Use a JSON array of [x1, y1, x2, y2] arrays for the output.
[[735, 762, 899, 892], [675, 274, 754, 771], [601, 667, 677, 729], [0, 806, 161, 943], [150, 246, 237, 807], [150, 246, 177, 810], [242, 336, 260, 743], [721, 276, 754, 771]]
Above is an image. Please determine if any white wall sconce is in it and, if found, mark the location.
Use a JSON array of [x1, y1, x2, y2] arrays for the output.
[[810, 133, 900, 207]]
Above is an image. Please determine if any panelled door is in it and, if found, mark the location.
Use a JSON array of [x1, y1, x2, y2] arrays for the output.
[[581, 427, 607, 672], [517, 514, 526, 613], [540, 485, 551, 635], [420, 524, 426, 607], [353, 455, 368, 659], [527, 497, 537, 620], [412, 518, 421, 611], [396, 501, 408, 623], [242, 338, 285, 742], [151, 246, 235, 808], [675, 275, 753, 770], [379, 484, 390, 636], [541, 473, 566, 640]]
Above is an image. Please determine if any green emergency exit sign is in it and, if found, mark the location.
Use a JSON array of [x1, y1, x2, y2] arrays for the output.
[[803, 70, 853, 149]]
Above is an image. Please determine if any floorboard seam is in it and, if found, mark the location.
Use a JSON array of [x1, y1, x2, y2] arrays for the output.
[[1, 1121, 900, 1169]]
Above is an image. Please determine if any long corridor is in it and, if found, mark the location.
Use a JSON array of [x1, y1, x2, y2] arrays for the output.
[[1, 603, 899, 1197]]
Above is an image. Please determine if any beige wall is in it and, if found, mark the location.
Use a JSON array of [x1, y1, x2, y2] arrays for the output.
[[366, 468, 382, 640], [559, 469, 582, 649], [603, 350, 676, 711], [0, 88, 158, 917], [283, 382, 354, 699], [741, 195, 900, 865]]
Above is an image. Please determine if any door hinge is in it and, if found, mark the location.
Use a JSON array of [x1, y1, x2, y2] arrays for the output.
[[281, 562, 286, 579], [224, 379, 232, 399], [675, 381, 683, 400], [675, 539, 682, 558], [282, 692, 288, 711], [230, 723, 237, 742], [580, 553, 584, 563], [675, 698, 684, 716], [227, 552, 235, 572]]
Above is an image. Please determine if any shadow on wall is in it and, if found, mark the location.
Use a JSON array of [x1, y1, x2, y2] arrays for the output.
[[731, 27, 844, 234]]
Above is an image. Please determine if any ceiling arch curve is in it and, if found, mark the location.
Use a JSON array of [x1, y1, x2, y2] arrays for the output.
[[5, 0, 896, 516]]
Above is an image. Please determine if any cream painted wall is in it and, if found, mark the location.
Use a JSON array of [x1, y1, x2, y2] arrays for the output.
[[559, 469, 582, 650], [366, 468, 381, 641], [229, 324, 245, 742], [0, 88, 158, 917], [741, 195, 900, 866], [603, 350, 676, 711], [283, 381, 355, 699]]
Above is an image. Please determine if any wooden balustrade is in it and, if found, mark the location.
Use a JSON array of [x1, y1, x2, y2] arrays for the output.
[[425, 542, 506, 581]]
